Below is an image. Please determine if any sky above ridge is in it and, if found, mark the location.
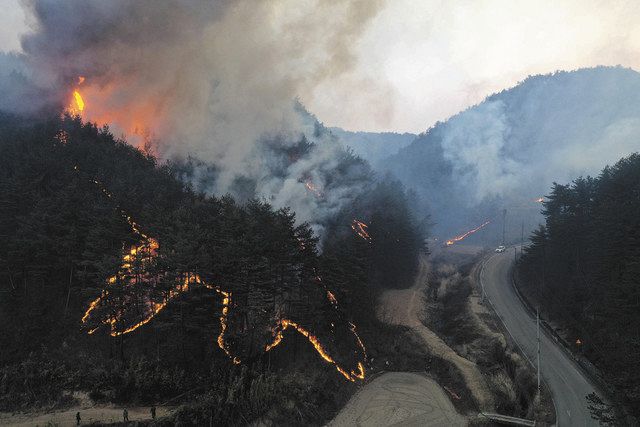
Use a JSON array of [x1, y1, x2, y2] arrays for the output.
[[2, 0, 639, 133]]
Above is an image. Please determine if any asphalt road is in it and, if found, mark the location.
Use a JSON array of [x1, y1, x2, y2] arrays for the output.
[[480, 250, 600, 426]]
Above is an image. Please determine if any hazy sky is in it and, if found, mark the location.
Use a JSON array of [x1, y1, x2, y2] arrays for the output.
[[2, 0, 639, 133]]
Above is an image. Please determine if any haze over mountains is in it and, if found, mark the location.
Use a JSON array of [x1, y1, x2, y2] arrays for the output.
[[328, 128, 416, 168], [378, 66, 640, 239]]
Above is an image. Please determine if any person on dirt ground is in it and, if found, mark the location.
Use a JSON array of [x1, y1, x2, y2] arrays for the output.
[[123, 408, 129, 422], [76, 411, 81, 425], [150, 406, 156, 420]]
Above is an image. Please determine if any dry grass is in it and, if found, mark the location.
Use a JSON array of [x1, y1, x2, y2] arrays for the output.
[[423, 258, 555, 424]]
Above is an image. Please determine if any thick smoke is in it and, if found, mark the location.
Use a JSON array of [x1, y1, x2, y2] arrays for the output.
[[438, 68, 640, 203], [7, 0, 384, 236]]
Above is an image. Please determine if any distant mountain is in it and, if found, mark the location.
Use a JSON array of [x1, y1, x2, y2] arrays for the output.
[[329, 128, 416, 167], [384, 66, 640, 239]]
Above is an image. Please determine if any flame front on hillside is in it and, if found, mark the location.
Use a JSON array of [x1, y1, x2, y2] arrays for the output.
[[77, 168, 365, 380]]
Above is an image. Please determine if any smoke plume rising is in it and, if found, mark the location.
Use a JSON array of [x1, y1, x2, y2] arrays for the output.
[[3, 0, 384, 236]]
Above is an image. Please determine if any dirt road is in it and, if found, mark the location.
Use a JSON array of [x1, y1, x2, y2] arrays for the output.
[[379, 256, 492, 410], [0, 404, 171, 426], [329, 372, 466, 427], [330, 255, 493, 426]]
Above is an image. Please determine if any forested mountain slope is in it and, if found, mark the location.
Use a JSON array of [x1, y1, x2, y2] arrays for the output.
[[385, 66, 640, 238], [328, 127, 416, 168], [0, 112, 424, 424]]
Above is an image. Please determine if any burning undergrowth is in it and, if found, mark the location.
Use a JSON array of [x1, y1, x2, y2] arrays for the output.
[[73, 160, 367, 382]]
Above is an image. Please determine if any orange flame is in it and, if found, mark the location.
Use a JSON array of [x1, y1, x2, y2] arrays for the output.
[[304, 180, 324, 198], [66, 76, 86, 115], [445, 220, 491, 246], [265, 319, 365, 382], [326, 290, 338, 305], [351, 219, 371, 242], [73, 91, 85, 112]]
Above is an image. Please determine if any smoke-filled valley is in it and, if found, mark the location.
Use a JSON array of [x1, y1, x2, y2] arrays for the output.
[[384, 66, 640, 243], [2, 1, 640, 426]]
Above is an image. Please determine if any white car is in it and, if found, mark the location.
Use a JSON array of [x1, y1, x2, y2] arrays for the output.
[[495, 245, 506, 253]]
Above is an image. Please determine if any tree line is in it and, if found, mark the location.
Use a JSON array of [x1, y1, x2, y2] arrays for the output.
[[518, 153, 640, 421]]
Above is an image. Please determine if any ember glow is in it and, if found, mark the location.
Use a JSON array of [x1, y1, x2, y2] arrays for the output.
[[304, 179, 324, 198], [445, 220, 491, 246], [351, 219, 371, 242], [535, 197, 544, 203]]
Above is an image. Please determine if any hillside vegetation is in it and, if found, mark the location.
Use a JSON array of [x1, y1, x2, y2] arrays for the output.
[[0, 112, 425, 425]]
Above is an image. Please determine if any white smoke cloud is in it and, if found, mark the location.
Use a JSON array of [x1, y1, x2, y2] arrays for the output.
[[385, 67, 640, 238], [440, 100, 520, 204]]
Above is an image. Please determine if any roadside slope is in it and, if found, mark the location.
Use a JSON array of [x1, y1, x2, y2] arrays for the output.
[[379, 256, 493, 411]]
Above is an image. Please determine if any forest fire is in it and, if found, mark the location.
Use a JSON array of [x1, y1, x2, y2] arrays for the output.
[[67, 76, 85, 115], [445, 220, 491, 246], [75, 166, 237, 363], [351, 219, 371, 242], [64, 76, 155, 146], [77, 168, 364, 379], [72, 91, 84, 112]]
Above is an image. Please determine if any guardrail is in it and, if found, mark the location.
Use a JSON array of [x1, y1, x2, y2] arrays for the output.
[[510, 264, 613, 400], [481, 412, 536, 426]]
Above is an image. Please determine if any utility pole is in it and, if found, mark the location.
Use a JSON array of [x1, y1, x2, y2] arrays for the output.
[[537, 242, 545, 393], [537, 307, 541, 391], [502, 209, 507, 245]]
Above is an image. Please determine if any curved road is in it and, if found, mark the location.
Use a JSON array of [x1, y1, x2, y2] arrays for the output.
[[480, 251, 599, 426]]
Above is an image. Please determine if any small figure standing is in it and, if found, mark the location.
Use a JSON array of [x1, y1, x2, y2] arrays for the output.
[[123, 408, 129, 422], [76, 411, 81, 425], [150, 406, 156, 420]]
